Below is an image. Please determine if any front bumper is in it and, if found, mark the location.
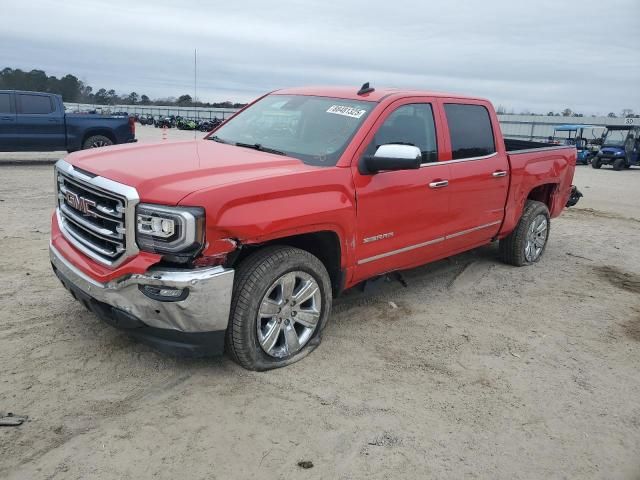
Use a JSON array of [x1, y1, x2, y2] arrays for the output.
[[597, 154, 622, 163], [50, 244, 235, 356]]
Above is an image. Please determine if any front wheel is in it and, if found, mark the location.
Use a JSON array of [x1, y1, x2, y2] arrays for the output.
[[499, 200, 550, 266], [226, 246, 332, 371], [613, 158, 625, 171], [591, 157, 602, 169]]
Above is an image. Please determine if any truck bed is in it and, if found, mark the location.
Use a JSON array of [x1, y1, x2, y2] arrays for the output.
[[499, 141, 576, 239], [504, 138, 576, 154]]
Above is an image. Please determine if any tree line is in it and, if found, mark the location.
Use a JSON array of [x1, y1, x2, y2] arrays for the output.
[[2, 67, 636, 117], [0, 67, 247, 109]]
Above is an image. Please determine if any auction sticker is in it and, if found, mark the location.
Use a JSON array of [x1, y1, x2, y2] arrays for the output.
[[326, 105, 367, 119]]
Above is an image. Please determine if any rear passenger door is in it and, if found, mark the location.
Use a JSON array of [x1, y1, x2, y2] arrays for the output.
[[0, 92, 18, 151], [440, 101, 509, 251], [16, 93, 66, 151]]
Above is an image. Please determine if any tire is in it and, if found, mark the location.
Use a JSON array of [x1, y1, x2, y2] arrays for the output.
[[613, 158, 625, 171], [499, 200, 550, 267], [226, 246, 332, 371], [591, 157, 601, 169], [82, 135, 113, 149]]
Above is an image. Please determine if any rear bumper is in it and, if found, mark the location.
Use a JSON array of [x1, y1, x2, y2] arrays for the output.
[[50, 243, 234, 356], [565, 185, 583, 208]]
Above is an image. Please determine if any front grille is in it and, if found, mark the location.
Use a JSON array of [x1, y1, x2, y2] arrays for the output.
[[55, 160, 139, 267]]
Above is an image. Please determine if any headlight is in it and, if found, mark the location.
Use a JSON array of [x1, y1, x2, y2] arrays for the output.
[[136, 203, 205, 255]]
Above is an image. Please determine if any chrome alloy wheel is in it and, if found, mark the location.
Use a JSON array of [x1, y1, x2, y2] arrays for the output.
[[256, 271, 322, 358], [90, 139, 109, 148], [524, 214, 548, 262]]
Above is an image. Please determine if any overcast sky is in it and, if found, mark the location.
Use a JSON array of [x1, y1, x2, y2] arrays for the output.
[[2, 0, 639, 114]]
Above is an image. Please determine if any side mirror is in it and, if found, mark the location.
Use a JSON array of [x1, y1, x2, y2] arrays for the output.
[[360, 144, 422, 174]]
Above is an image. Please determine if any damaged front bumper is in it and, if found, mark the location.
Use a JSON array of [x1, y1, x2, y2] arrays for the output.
[[50, 244, 235, 356]]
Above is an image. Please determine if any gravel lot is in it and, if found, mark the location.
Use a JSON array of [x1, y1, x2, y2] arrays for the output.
[[1, 135, 639, 479]]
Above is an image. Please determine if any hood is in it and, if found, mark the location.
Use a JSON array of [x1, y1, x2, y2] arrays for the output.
[[65, 140, 315, 205]]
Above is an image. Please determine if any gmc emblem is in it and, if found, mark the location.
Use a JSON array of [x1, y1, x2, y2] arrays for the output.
[[65, 191, 97, 217]]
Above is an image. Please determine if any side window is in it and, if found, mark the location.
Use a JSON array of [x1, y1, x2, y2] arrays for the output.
[[18, 94, 54, 114], [366, 103, 438, 163], [444, 104, 496, 160], [0, 93, 12, 113]]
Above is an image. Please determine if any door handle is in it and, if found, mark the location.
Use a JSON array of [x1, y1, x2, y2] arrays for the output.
[[492, 171, 508, 177], [1, 116, 14, 121], [48, 118, 60, 122], [428, 180, 449, 189]]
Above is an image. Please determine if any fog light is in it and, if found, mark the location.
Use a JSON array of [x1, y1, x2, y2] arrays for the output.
[[139, 285, 189, 302]]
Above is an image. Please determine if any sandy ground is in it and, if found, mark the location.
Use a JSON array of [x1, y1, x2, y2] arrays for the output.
[[0, 150, 639, 479]]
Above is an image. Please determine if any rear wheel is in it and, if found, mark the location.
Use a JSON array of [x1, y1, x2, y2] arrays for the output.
[[83, 135, 113, 149], [226, 246, 332, 371], [613, 158, 625, 171], [591, 157, 601, 169], [499, 200, 550, 267]]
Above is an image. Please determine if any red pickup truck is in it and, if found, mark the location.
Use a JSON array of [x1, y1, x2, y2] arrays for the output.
[[50, 85, 579, 370]]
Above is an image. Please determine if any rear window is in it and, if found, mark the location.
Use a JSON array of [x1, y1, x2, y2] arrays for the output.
[[444, 104, 496, 160], [0, 93, 11, 113], [18, 94, 54, 114]]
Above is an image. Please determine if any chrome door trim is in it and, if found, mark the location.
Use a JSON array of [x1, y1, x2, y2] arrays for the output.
[[444, 220, 502, 240], [357, 237, 445, 265], [357, 220, 502, 265], [420, 152, 498, 168]]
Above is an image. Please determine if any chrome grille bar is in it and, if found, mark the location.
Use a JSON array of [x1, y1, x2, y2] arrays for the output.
[[58, 184, 123, 221], [60, 204, 124, 241], [55, 159, 140, 267]]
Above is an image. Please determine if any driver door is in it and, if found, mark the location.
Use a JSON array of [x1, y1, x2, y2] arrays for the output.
[[351, 99, 451, 283]]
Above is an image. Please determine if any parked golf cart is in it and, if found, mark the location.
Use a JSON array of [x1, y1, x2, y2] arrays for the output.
[[591, 123, 640, 170], [550, 124, 605, 164]]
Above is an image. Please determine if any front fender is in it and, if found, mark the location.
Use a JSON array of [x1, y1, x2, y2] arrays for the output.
[[180, 168, 358, 268]]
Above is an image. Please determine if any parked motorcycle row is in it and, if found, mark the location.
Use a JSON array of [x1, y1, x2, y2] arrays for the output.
[[132, 114, 224, 132]]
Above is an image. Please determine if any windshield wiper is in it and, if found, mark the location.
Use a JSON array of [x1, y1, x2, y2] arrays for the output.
[[234, 142, 287, 156], [208, 135, 229, 144]]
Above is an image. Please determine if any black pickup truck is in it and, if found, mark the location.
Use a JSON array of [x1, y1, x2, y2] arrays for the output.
[[0, 90, 136, 152]]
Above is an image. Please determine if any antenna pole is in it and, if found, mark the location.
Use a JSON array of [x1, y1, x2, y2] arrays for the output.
[[194, 48, 197, 139]]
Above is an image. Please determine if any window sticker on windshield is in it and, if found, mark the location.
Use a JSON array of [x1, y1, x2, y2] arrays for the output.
[[326, 105, 367, 119]]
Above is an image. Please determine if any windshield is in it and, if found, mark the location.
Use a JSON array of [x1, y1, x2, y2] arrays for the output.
[[209, 95, 375, 166], [603, 129, 631, 147]]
